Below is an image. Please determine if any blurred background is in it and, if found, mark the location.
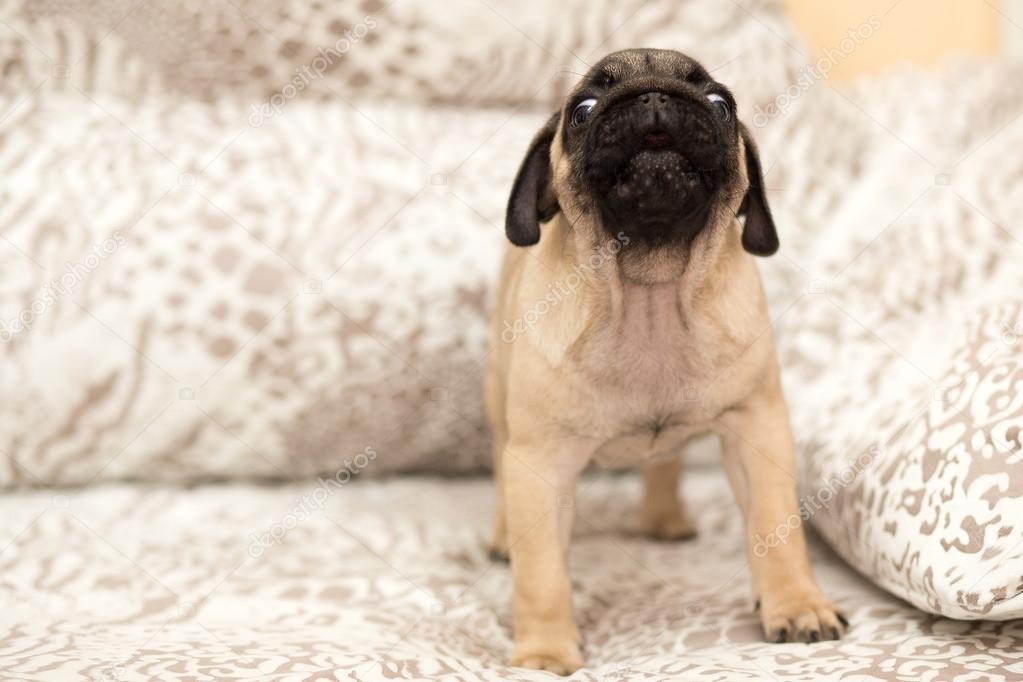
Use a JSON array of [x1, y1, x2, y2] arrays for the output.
[[788, 0, 1023, 78]]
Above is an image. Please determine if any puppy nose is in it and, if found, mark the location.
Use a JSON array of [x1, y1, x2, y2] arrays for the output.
[[638, 91, 670, 107]]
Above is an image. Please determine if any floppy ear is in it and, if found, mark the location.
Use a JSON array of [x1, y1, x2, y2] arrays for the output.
[[505, 113, 561, 246], [737, 124, 779, 257]]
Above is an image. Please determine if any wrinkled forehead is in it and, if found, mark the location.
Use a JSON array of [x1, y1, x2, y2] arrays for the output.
[[574, 49, 712, 92]]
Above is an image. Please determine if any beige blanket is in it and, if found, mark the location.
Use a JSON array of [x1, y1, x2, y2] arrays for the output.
[[3, 468, 1021, 680]]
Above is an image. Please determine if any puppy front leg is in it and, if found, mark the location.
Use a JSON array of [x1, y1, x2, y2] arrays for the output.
[[503, 439, 589, 674], [640, 455, 697, 540], [718, 386, 847, 643]]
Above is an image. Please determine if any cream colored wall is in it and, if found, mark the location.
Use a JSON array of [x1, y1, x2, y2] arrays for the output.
[[1005, 0, 1023, 58], [784, 0, 1004, 81]]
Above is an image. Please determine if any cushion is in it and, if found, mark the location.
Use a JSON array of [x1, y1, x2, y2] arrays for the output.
[[0, 0, 809, 485], [5, 0, 803, 108], [3, 468, 1022, 680], [0, 95, 514, 484], [753, 61, 1023, 619]]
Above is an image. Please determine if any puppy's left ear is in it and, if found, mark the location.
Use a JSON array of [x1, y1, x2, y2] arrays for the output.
[[737, 124, 779, 256], [505, 113, 561, 246]]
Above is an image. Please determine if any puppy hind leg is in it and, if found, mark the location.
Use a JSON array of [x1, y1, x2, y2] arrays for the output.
[[640, 454, 698, 541], [489, 430, 511, 561]]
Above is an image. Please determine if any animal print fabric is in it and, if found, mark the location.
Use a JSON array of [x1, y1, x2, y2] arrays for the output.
[[4, 469, 1023, 681], [0, 0, 805, 485], [4, 0, 801, 109], [754, 62, 1023, 622], [1, 0, 1023, 640]]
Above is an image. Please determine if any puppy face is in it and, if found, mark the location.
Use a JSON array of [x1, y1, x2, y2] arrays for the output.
[[506, 49, 778, 257], [563, 50, 736, 245]]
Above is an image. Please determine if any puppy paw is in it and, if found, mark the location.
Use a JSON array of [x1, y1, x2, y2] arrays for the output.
[[759, 589, 847, 643], [510, 639, 583, 675], [639, 508, 697, 541]]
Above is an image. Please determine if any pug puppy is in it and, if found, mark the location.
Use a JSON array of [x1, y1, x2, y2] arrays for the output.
[[484, 49, 847, 674]]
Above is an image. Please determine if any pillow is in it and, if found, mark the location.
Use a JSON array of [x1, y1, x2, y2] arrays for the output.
[[5, 0, 804, 109], [0, 0, 810, 485], [755, 62, 1023, 618], [0, 96, 520, 485]]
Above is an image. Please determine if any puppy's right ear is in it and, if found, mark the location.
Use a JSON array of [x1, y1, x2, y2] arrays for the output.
[[505, 113, 561, 246]]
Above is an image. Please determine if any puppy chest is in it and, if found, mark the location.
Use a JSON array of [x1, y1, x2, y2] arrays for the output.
[[569, 292, 761, 413], [558, 355, 725, 467], [560, 313, 756, 459], [573, 323, 735, 405]]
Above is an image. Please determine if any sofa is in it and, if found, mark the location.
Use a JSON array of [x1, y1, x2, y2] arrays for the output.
[[2, 1, 1023, 679]]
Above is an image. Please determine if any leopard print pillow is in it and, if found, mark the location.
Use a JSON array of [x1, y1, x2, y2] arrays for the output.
[[6, 0, 802, 109], [755, 62, 1023, 619], [0, 0, 808, 485]]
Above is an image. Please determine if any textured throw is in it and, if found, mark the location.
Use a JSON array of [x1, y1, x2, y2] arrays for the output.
[[3, 469, 1022, 681], [0, 0, 803, 484]]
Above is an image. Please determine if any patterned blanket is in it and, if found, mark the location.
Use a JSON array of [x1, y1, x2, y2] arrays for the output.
[[0, 0, 801, 483], [3, 469, 1022, 681]]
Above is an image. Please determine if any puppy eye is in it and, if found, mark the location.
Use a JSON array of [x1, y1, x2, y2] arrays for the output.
[[707, 93, 730, 121], [571, 98, 597, 126]]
